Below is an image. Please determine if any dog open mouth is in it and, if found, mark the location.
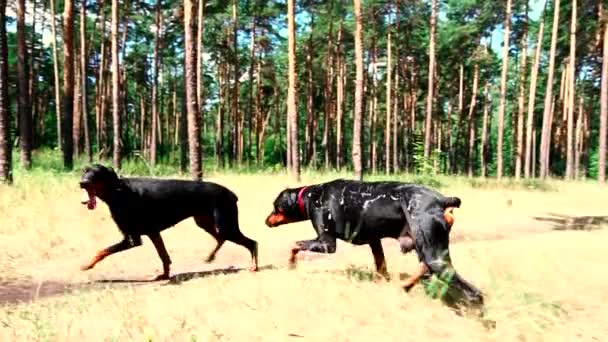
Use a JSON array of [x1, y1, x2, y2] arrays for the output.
[[80, 185, 97, 210]]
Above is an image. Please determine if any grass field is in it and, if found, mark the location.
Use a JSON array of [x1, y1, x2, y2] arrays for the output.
[[1, 168, 608, 341]]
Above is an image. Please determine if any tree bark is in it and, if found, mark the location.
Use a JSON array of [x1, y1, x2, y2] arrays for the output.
[[81, 0, 91, 162], [525, 4, 545, 178], [305, 24, 314, 166], [423, 0, 437, 159], [574, 96, 583, 179], [497, 0, 511, 179], [111, 0, 121, 168], [232, 0, 241, 167], [371, 37, 378, 174], [393, 69, 399, 174], [247, 15, 256, 164], [0, 0, 11, 183], [352, 0, 363, 180], [565, 0, 577, 179], [216, 62, 225, 168], [515, 2, 528, 179], [480, 81, 490, 178], [467, 62, 480, 178], [73, 47, 82, 156], [540, 0, 560, 179], [336, 23, 344, 170], [150, 0, 161, 166], [50, 0, 63, 150], [95, 0, 107, 153], [385, 27, 392, 174], [17, 0, 32, 169], [599, 6, 608, 182], [197, 0, 204, 113], [185, 0, 202, 179], [287, 0, 299, 180], [62, 0, 75, 169]]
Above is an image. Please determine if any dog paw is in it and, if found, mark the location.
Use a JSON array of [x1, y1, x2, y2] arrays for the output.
[[80, 264, 93, 271], [248, 265, 259, 272], [152, 274, 170, 281]]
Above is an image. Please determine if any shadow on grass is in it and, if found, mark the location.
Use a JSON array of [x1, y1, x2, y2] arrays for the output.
[[533, 212, 608, 231], [165, 264, 277, 285]]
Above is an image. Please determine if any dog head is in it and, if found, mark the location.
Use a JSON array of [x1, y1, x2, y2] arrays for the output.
[[265, 187, 307, 228], [80, 164, 119, 210]]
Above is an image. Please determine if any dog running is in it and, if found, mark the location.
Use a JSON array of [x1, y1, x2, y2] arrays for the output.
[[265, 179, 483, 306], [79, 164, 258, 279]]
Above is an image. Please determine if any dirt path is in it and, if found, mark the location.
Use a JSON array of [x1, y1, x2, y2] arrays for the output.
[[2, 212, 604, 306]]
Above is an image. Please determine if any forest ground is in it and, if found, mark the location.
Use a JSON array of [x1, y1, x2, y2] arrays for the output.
[[1, 166, 607, 341]]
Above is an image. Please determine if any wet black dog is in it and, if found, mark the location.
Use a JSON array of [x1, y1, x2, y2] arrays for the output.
[[265, 179, 483, 306], [79, 164, 258, 279]]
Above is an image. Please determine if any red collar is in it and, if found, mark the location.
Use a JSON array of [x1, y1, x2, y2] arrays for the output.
[[297, 186, 308, 217]]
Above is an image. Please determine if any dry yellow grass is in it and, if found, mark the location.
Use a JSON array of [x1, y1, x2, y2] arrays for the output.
[[1, 172, 608, 341]]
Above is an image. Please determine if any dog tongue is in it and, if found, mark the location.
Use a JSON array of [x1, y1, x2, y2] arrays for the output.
[[86, 191, 96, 210]]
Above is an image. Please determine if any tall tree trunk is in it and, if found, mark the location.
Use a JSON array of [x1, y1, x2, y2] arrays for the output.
[[452, 63, 464, 174], [185, 0, 202, 179], [565, 0, 577, 179], [385, 27, 392, 174], [62, 0, 75, 169], [287, 0, 299, 180], [305, 25, 314, 166], [150, 0, 161, 166], [525, 3, 545, 178], [352, 0, 363, 180], [232, 0, 241, 167], [371, 38, 378, 174], [29, 0, 37, 148], [0, 0, 10, 183], [599, 6, 608, 182], [246, 16, 256, 165], [515, 2, 528, 179], [215, 62, 224, 168], [574, 96, 583, 179], [255, 56, 263, 165], [480, 81, 490, 178], [111, 0, 121, 168], [73, 48, 81, 157], [393, 69, 399, 174], [81, 0, 91, 162], [51, 0, 62, 150], [423, 0, 436, 159], [17, 0, 32, 169], [540, 0, 560, 179], [467, 62, 480, 177], [196, 0, 204, 112], [336, 23, 344, 170], [95, 0, 107, 153], [497, 0, 511, 179]]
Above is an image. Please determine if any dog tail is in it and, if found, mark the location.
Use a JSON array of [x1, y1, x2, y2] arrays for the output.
[[439, 196, 461, 209]]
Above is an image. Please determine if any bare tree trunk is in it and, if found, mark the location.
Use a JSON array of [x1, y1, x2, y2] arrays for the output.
[[111, 0, 121, 168], [0, 0, 11, 183], [352, 0, 363, 180], [247, 15, 256, 164], [232, 0, 241, 167], [196, 0, 204, 112], [150, 0, 161, 166], [185, 0, 202, 179], [532, 129, 537, 177], [29, 0, 37, 148], [452, 63, 464, 173], [73, 48, 81, 156], [467, 62, 480, 177], [515, 2, 528, 179], [393, 69, 399, 174], [62, 0, 75, 169], [305, 26, 314, 166], [371, 37, 378, 174], [480, 81, 490, 178], [385, 28, 392, 174], [423, 0, 436, 159], [287, 0, 299, 180], [50, 0, 63, 150], [139, 90, 145, 150], [17, 0, 32, 169], [81, 0, 91, 162], [525, 3, 545, 178], [336, 23, 344, 170], [497, 0, 511, 179], [215, 62, 225, 168], [565, 0, 577, 179], [95, 0, 107, 153], [600, 6, 608, 182], [540, 0, 560, 179], [575, 96, 583, 179]]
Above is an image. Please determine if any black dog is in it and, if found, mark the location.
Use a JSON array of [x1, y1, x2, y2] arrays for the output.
[[79, 164, 258, 279], [265, 179, 483, 306]]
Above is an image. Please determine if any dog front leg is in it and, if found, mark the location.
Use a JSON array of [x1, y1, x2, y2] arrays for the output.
[[289, 234, 337, 267], [81, 235, 142, 271], [148, 233, 172, 280]]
